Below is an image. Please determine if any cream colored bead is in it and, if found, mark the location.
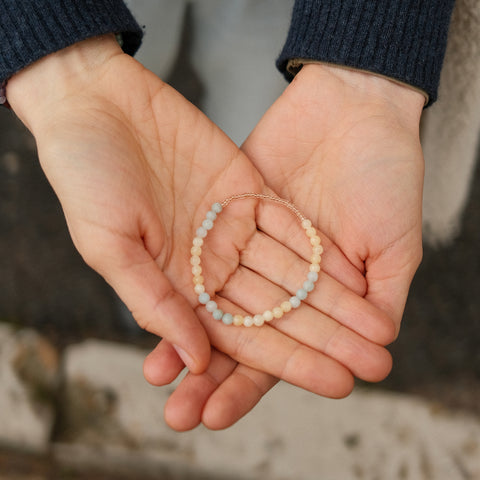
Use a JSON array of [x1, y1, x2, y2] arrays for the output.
[[193, 237, 204, 247], [301, 219, 312, 229], [191, 265, 202, 276], [194, 284, 205, 294], [305, 226, 317, 238], [313, 245, 323, 255], [190, 255, 201, 265], [253, 314, 265, 326], [193, 275, 204, 285], [233, 315, 244, 326], [190, 245, 202, 256], [243, 316, 254, 327], [272, 307, 284, 319], [309, 263, 321, 273], [311, 254, 322, 264], [262, 310, 274, 322], [281, 301, 292, 313], [310, 236, 321, 246]]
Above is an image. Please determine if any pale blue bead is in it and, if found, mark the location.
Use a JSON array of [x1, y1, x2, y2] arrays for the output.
[[212, 309, 223, 320], [206, 300, 217, 312], [202, 219, 214, 230], [303, 280, 315, 292], [206, 210, 217, 221], [307, 271, 319, 283], [211, 202, 223, 213], [290, 296, 301, 308], [198, 292, 210, 304], [296, 288, 308, 300], [196, 226, 207, 238], [222, 313, 233, 325]]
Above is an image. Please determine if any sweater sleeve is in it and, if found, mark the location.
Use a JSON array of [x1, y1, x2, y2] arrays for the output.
[[0, 0, 143, 83], [277, 0, 456, 105]]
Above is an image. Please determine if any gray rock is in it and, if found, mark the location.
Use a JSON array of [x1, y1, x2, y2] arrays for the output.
[[0, 323, 59, 452]]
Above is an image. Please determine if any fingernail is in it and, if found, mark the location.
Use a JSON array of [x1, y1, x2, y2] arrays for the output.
[[173, 344, 195, 370]]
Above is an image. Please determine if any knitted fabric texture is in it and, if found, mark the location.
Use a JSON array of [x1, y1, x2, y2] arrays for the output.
[[0, 0, 143, 83], [277, 0, 456, 105]]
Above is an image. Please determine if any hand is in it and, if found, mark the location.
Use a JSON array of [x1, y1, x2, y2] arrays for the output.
[[8, 38, 393, 401], [243, 64, 425, 330], [147, 64, 424, 432]]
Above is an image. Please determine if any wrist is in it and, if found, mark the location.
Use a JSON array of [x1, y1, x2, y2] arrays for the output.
[[295, 63, 424, 131], [7, 35, 123, 132]]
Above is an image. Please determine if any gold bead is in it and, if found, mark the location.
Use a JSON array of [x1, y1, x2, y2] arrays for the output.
[[190, 255, 201, 265], [233, 315, 244, 326], [301, 219, 312, 229], [281, 301, 292, 313], [193, 237, 204, 247], [191, 265, 202, 276], [191, 245, 202, 256], [272, 307, 284, 319], [193, 275, 204, 285]]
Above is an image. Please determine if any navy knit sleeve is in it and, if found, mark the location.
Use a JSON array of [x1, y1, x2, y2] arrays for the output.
[[277, 0, 456, 105], [0, 0, 143, 83]]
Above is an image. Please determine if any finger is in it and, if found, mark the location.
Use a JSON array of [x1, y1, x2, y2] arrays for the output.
[[239, 230, 396, 347], [221, 264, 392, 382], [255, 197, 367, 296], [101, 240, 211, 374], [164, 349, 238, 431], [197, 301, 355, 399], [365, 242, 422, 335], [201, 364, 279, 430], [143, 340, 185, 386]]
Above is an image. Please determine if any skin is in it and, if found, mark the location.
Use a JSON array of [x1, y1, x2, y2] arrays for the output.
[[149, 65, 425, 431], [7, 36, 415, 432]]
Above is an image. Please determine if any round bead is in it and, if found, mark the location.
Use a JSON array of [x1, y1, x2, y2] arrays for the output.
[[305, 227, 317, 238], [309, 263, 321, 273], [303, 280, 315, 292], [191, 265, 202, 276], [253, 314, 265, 326], [243, 316, 254, 327], [206, 210, 217, 221], [310, 236, 321, 246], [202, 219, 214, 230], [193, 275, 204, 285], [191, 246, 202, 256], [194, 284, 205, 294], [193, 237, 204, 247], [212, 309, 223, 320], [301, 219, 312, 229], [290, 296, 301, 308], [311, 254, 322, 264], [198, 292, 210, 304], [211, 202, 223, 213], [296, 288, 308, 300], [307, 271, 319, 282], [272, 307, 284, 319], [233, 315, 244, 326], [262, 310, 274, 322], [196, 226, 208, 238], [281, 301, 292, 313], [222, 313, 234, 325], [190, 255, 201, 265], [313, 245, 323, 255], [205, 300, 217, 312]]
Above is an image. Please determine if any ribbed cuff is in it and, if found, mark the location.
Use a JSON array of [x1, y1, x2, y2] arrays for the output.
[[277, 0, 456, 106], [0, 0, 143, 83]]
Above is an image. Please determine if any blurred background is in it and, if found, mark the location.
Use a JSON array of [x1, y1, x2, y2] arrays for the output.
[[0, 2, 479, 479]]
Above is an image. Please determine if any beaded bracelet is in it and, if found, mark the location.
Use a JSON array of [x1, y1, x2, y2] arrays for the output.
[[0, 79, 10, 109], [191, 193, 323, 326]]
